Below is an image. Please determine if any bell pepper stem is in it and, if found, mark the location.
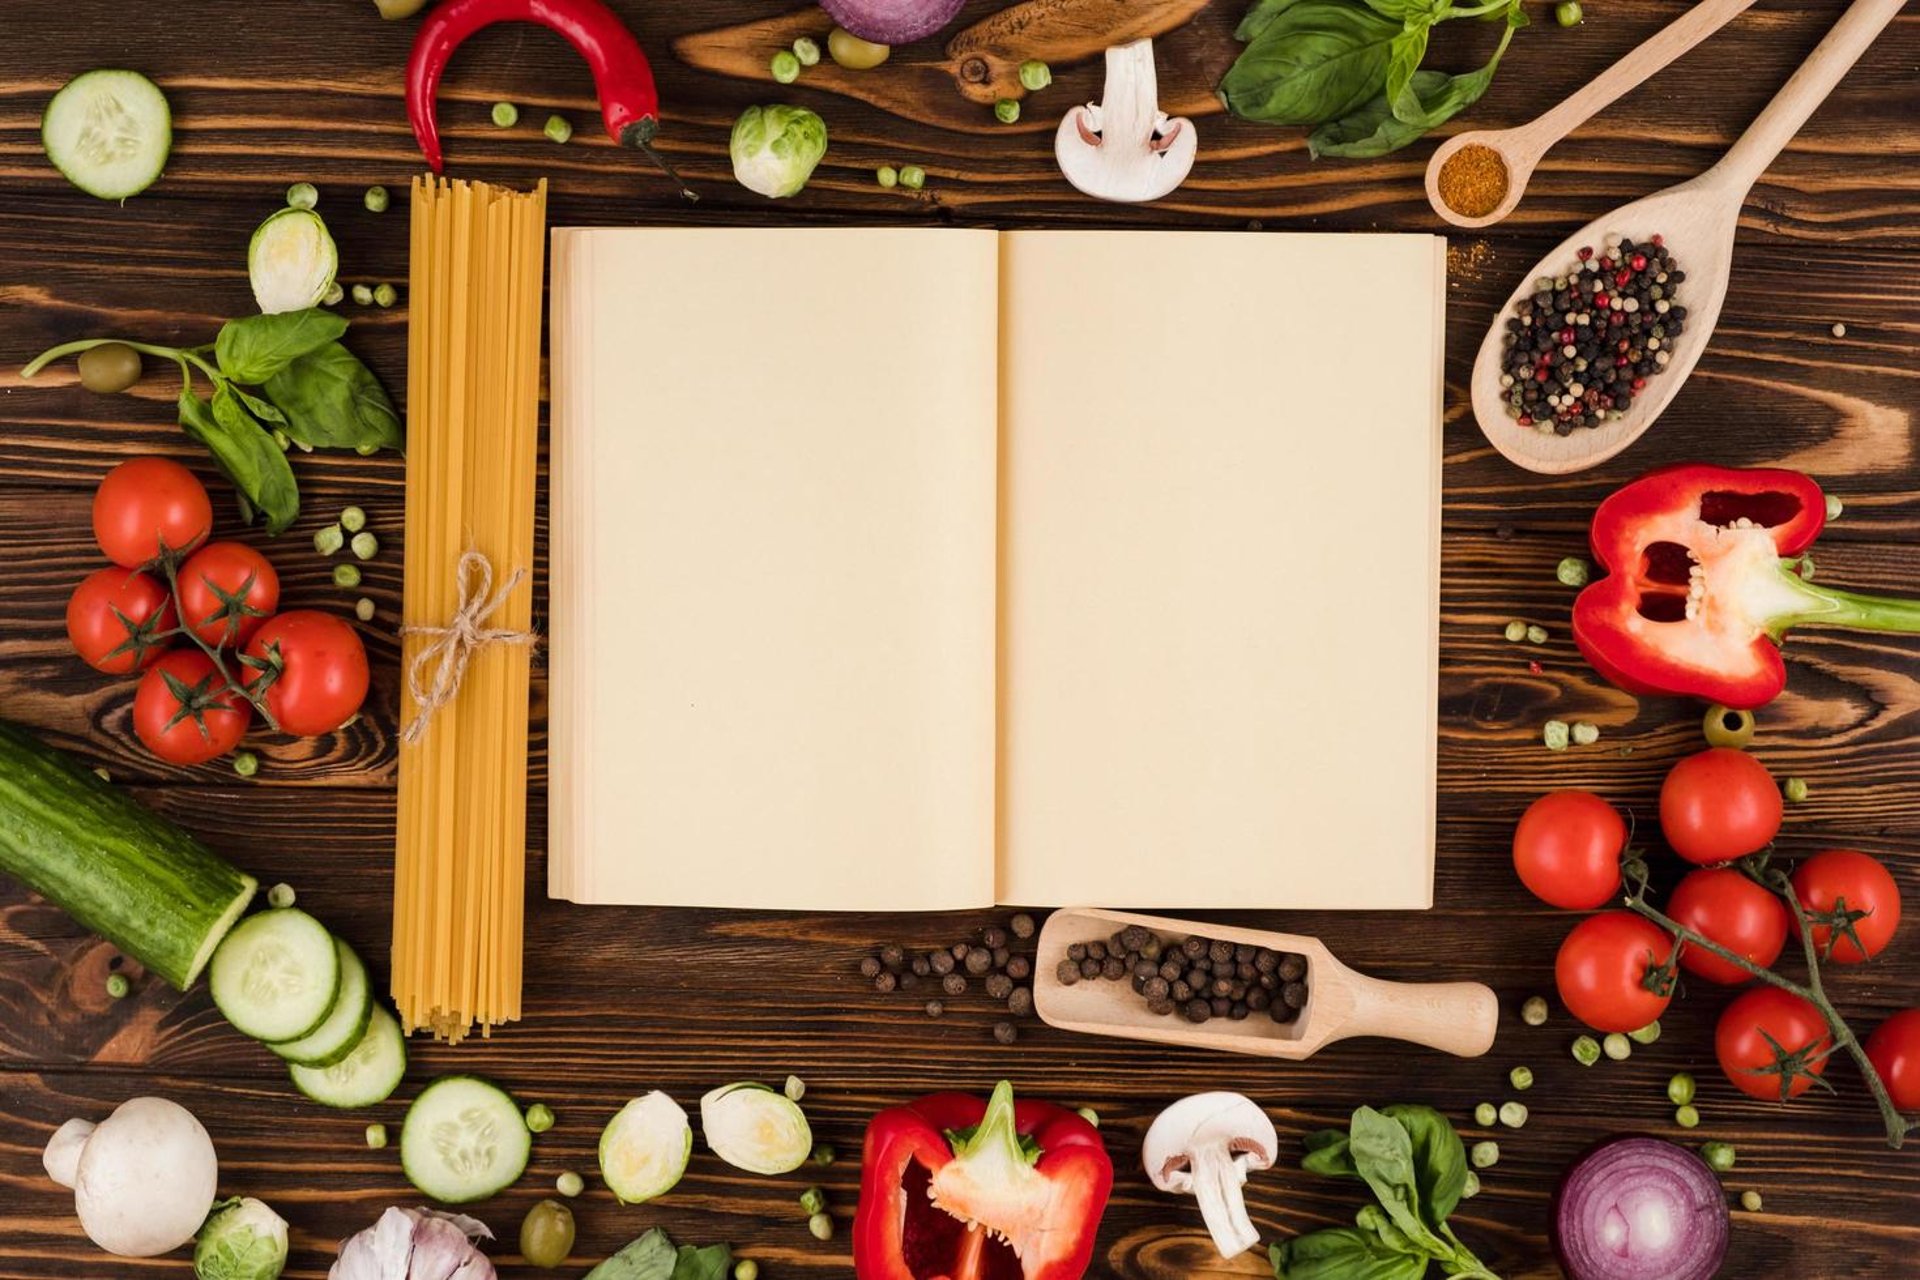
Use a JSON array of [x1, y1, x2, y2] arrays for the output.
[[1775, 568, 1920, 637], [948, 1080, 1033, 1173]]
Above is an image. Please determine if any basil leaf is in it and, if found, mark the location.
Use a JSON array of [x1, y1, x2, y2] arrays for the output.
[[262, 341, 402, 451], [1218, 1, 1403, 126], [1302, 1127, 1359, 1177], [671, 1244, 734, 1280], [231, 385, 286, 426], [213, 308, 347, 385], [1348, 1106, 1454, 1257], [1234, 0, 1307, 41], [1382, 1103, 1470, 1231], [1309, 62, 1488, 157], [1270, 1229, 1428, 1280], [584, 1229, 679, 1280], [1384, 23, 1431, 122], [178, 386, 300, 534]]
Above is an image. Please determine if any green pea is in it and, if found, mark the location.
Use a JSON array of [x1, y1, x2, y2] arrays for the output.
[[365, 1122, 388, 1149], [355, 442, 381, 457], [1629, 1021, 1663, 1045], [792, 36, 821, 66], [355, 597, 377, 623], [1521, 996, 1549, 1026], [1702, 1142, 1736, 1173], [994, 98, 1020, 125], [1784, 777, 1809, 803], [323, 282, 346, 306], [1740, 1190, 1762, 1212], [544, 114, 573, 144], [1498, 1101, 1528, 1129], [315, 524, 346, 556], [1543, 720, 1570, 751], [876, 165, 898, 188], [1525, 623, 1549, 645], [287, 182, 319, 209], [351, 284, 374, 306], [525, 1102, 556, 1133], [800, 1185, 827, 1216], [1554, 0, 1582, 25], [340, 506, 367, 533], [1571, 721, 1600, 746], [1503, 619, 1528, 642], [554, 1170, 584, 1197], [808, 1212, 834, 1241], [1474, 1102, 1497, 1127], [491, 101, 519, 128], [1603, 1032, 1632, 1061], [267, 882, 296, 909], [1018, 59, 1052, 92], [1509, 1066, 1534, 1092], [1461, 1169, 1481, 1199], [519, 1200, 576, 1269], [899, 164, 926, 190], [1571, 1035, 1601, 1066], [734, 1263, 761, 1280], [1674, 1104, 1700, 1129], [373, 283, 398, 308], [784, 1074, 806, 1102], [1825, 494, 1844, 521], [1668, 1072, 1696, 1106], [333, 563, 363, 589], [273, 430, 293, 451], [1556, 556, 1590, 587], [1703, 704, 1755, 749], [1795, 555, 1816, 581], [1470, 1141, 1499, 1169], [812, 1143, 836, 1166], [771, 50, 802, 84], [351, 531, 380, 560], [76, 343, 142, 394], [364, 185, 390, 213], [1076, 1106, 1099, 1127], [234, 751, 262, 780], [105, 972, 130, 999]]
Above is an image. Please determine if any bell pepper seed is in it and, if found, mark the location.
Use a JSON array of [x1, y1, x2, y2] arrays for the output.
[[994, 98, 1020, 125], [1498, 1101, 1528, 1129], [1504, 620, 1528, 642], [1470, 1141, 1499, 1169], [340, 505, 367, 533], [1629, 1020, 1662, 1045], [373, 283, 398, 308], [1571, 721, 1600, 746], [799, 1185, 826, 1215], [1555, 0, 1582, 25], [1525, 624, 1549, 645], [1509, 1065, 1534, 1091], [351, 284, 374, 306], [365, 1122, 388, 1149], [1702, 1142, 1736, 1173], [355, 597, 377, 623], [808, 1212, 833, 1241], [555, 1170, 584, 1197], [1825, 493, 1844, 520], [784, 1074, 806, 1102], [1784, 776, 1809, 803], [1461, 1170, 1481, 1199], [323, 282, 345, 306], [734, 1263, 760, 1280], [899, 165, 926, 190], [1602, 1032, 1632, 1060], [876, 165, 898, 188], [812, 1142, 836, 1165], [525, 1102, 556, 1132], [1740, 1190, 1762, 1212]]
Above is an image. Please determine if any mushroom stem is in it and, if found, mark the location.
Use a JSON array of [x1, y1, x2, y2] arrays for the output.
[[1189, 1147, 1259, 1258], [42, 1119, 94, 1189], [1099, 40, 1161, 150]]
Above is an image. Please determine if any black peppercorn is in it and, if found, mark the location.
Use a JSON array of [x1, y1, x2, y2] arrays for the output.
[[943, 973, 968, 997], [993, 1021, 1018, 1044], [987, 973, 1013, 1000], [859, 957, 882, 979], [1279, 954, 1307, 982], [1159, 959, 1183, 982], [1185, 968, 1208, 990], [1133, 958, 1159, 980], [1010, 912, 1036, 939], [1271, 1002, 1300, 1025], [1138, 934, 1163, 961], [1210, 996, 1231, 1016], [1146, 996, 1174, 1016], [1181, 936, 1206, 959], [1006, 956, 1031, 981], [1208, 940, 1234, 965], [1172, 980, 1193, 1002], [1234, 943, 1256, 963], [1144, 976, 1170, 1000], [1282, 981, 1309, 1009], [965, 948, 993, 976], [911, 955, 932, 977], [925, 999, 944, 1017], [1120, 925, 1152, 953], [983, 926, 1009, 949], [1184, 999, 1212, 1023], [931, 951, 956, 976], [1230, 1002, 1250, 1020], [1100, 955, 1126, 981], [1255, 949, 1279, 973], [1007, 987, 1033, 1017], [899, 972, 919, 991], [1066, 942, 1086, 962], [1247, 987, 1271, 1011], [1055, 959, 1080, 986], [1236, 962, 1256, 981], [880, 944, 906, 971], [1079, 957, 1101, 979], [992, 947, 1011, 969], [1131, 973, 1148, 994], [952, 942, 971, 961], [1086, 941, 1106, 961], [1210, 977, 1233, 998], [874, 972, 897, 993]]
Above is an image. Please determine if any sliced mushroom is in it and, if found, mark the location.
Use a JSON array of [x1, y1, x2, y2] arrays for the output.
[[1054, 38, 1197, 203], [1142, 1092, 1278, 1259]]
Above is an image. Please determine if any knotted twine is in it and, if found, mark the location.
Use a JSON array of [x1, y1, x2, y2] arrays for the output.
[[400, 549, 538, 745]]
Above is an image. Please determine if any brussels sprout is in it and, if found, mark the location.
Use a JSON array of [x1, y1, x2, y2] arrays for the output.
[[729, 105, 828, 199], [700, 1082, 812, 1174], [194, 1197, 288, 1280], [249, 208, 338, 316]]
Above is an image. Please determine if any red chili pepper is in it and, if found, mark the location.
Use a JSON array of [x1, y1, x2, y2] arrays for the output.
[[853, 1081, 1111, 1280], [406, 0, 693, 197], [1572, 463, 1920, 708]]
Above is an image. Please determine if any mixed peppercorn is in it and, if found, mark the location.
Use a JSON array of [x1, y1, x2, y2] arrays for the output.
[[1057, 926, 1309, 1026], [859, 913, 1038, 1044], [1498, 234, 1686, 434]]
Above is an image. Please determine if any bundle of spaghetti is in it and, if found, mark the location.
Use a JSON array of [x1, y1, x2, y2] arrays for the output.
[[394, 175, 546, 1043]]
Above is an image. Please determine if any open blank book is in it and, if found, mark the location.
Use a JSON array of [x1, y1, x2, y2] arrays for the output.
[[549, 227, 1445, 911]]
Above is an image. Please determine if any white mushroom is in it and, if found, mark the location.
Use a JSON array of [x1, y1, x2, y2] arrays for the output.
[[1142, 1092, 1278, 1259], [43, 1097, 218, 1257], [1054, 38, 1197, 203]]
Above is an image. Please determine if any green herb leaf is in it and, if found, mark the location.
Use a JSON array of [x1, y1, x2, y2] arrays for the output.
[[1217, 0, 1404, 126], [672, 1244, 735, 1280], [1348, 1106, 1454, 1258], [1384, 23, 1432, 122], [1235, 0, 1308, 41], [1270, 1229, 1428, 1280], [230, 385, 286, 426], [179, 386, 300, 534], [1380, 1104, 1470, 1229], [1302, 1127, 1358, 1177], [213, 308, 348, 385], [262, 341, 402, 452], [583, 1228, 679, 1280]]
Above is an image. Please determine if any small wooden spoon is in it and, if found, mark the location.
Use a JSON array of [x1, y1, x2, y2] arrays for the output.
[[1033, 908, 1497, 1060], [1471, 0, 1905, 476], [1427, 0, 1758, 230]]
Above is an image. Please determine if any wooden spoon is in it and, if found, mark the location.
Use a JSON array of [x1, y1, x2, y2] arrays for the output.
[[1033, 908, 1497, 1060], [1470, 0, 1905, 476], [1426, 0, 1758, 230]]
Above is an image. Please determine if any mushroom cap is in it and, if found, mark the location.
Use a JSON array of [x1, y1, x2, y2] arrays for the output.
[[42, 1118, 95, 1188], [73, 1097, 217, 1256], [1052, 38, 1198, 204], [1142, 1092, 1279, 1191]]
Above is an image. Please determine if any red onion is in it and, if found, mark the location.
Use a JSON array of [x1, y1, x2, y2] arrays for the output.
[[1553, 1137, 1729, 1280], [820, 0, 966, 45]]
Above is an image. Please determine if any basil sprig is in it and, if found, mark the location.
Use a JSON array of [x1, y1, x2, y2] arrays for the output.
[[1221, 0, 1527, 157]]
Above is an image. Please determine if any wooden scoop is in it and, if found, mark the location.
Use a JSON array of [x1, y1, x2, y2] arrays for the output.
[[1469, 0, 1905, 476], [1426, 0, 1758, 230], [1033, 908, 1498, 1060]]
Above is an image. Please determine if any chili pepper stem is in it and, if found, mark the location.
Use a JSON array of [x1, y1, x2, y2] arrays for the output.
[[1621, 864, 1909, 1148], [620, 123, 697, 201], [1771, 566, 1920, 638]]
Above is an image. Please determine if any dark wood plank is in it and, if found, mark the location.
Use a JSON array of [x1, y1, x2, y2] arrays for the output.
[[1, 0, 1917, 1277]]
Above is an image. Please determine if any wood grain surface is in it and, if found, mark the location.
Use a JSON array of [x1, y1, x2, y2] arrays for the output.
[[2, 1, 1917, 1277]]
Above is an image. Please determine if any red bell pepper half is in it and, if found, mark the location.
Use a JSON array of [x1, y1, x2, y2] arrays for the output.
[[853, 1080, 1112, 1280], [1573, 463, 1920, 709]]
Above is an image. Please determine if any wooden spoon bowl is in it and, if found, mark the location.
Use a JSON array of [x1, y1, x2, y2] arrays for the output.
[[1033, 908, 1498, 1061]]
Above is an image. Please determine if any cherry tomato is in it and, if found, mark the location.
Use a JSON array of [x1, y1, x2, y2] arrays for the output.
[[1865, 1009, 1920, 1113], [133, 650, 251, 766], [1790, 849, 1902, 964], [92, 457, 212, 568], [1659, 747, 1782, 865], [66, 567, 177, 674], [1512, 790, 1626, 910], [1554, 911, 1677, 1033], [1715, 986, 1832, 1102], [243, 610, 369, 737], [1668, 867, 1791, 985], [176, 542, 280, 648]]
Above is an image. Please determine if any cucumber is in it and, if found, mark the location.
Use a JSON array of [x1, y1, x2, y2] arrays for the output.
[[401, 1076, 531, 1203], [0, 721, 256, 989], [209, 907, 339, 1042], [42, 70, 172, 200], [270, 938, 372, 1068], [290, 1005, 406, 1109]]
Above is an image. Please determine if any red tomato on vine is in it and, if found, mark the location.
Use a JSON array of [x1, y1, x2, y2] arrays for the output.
[[66, 567, 177, 674], [133, 650, 251, 766], [1715, 986, 1833, 1102], [1555, 911, 1678, 1033]]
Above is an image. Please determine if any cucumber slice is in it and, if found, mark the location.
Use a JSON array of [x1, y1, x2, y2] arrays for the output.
[[401, 1076, 531, 1204], [209, 907, 340, 1043], [42, 70, 172, 200], [600, 1092, 692, 1204], [270, 939, 371, 1068], [289, 1005, 407, 1109]]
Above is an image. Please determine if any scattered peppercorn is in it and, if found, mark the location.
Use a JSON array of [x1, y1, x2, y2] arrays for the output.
[[985, 972, 1013, 1000], [859, 956, 882, 979], [873, 972, 897, 993], [1010, 912, 1036, 938], [993, 1021, 1017, 1044], [1007, 986, 1033, 1017], [1436, 143, 1508, 220], [880, 944, 906, 970], [941, 972, 966, 996], [924, 999, 944, 1017], [1499, 235, 1685, 434]]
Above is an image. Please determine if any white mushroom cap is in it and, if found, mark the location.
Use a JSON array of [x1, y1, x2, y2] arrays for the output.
[[1143, 1092, 1278, 1259], [42, 1118, 95, 1188], [66, 1097, 218, 1257], [1054, 39, 1198, 204]]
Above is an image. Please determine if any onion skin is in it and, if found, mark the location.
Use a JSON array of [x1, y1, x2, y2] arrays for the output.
[[820, 0, 965, 45], [1553, 1137, 1729, 1280]]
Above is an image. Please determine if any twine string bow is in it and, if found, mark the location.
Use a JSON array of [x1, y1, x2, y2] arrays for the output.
[[400, 549, 537, 744]]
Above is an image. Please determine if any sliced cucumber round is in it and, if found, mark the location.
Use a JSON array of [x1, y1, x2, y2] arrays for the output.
[[270, 939, 371, 1068], [209, 907, 340, 1043], [289, 1005, 406, 1109], [42, 70, 172, 200], [401, 1075, 531, 1204], [600, 1091, 692, 1204]]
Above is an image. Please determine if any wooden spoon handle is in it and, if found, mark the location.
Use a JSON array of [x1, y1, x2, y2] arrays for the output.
[[1323, 973, 1499, 1058], [1513, 0, 1757, 160], [1712, 0, 1907, 195]]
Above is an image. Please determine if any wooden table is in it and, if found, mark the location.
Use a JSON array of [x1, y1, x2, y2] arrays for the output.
[[2, 2, 1916, 1275]]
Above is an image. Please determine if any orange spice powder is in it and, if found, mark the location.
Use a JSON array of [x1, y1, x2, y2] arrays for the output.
[[1438, 144, 1509, 219]]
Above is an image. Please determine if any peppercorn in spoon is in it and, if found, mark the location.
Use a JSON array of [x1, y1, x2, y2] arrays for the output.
[[1470, 0, 1905, 475]]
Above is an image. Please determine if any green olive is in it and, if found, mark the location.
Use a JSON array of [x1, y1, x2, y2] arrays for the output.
[[1702, 703, 1756, 749], [76, 343, 142, 394], [828, 27, 890, 70], [518, 1200, 575, 1269]]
